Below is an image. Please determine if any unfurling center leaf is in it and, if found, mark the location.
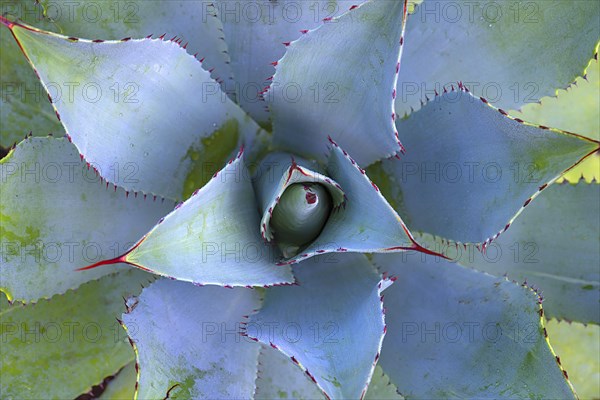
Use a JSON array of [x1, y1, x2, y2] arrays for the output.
[[270, 183, 333, 257]]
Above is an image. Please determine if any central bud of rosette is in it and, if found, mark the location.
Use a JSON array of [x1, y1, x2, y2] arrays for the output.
[[254, 153, 346, 258]]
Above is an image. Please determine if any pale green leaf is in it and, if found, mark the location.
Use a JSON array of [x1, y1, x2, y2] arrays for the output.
[[511, 58, 600, 182], [364, 366, 404, 400], [546, 320, 600, 399], [1, 0, 64, 145], [98, 362, 136, 400], [396, 0, 599, 116], [0, 269, 151, 399]]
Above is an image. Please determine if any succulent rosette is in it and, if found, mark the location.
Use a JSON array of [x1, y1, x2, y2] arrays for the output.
[[1, 0, 599, 399]]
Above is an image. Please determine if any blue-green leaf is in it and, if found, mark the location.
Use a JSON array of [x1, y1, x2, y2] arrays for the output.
[[216, 0, 366, 125], [2, 18, 265, 199], [372, 253, 575, 399], [121, 279, 261, 399], [396, 0, 600, 116], [375, 89, 598, 245], [453, 181, 600, 324], [81, 153, 294, 287], [268, 0, 407, 165], [248, 253, 390, 399], [0, 137, 172, 302], [35, 0, 233, 91]]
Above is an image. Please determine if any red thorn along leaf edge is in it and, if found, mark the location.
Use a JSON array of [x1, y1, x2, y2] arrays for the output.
[[76, 147, 246, 272]]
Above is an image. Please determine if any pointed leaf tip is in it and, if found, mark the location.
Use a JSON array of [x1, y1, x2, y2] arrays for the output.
[[101, 154, 294, 287], [379, 89, 598, 245], [0, 137, 171, 302], [269, 0, 407, 166], [6, 20, 263, 199], [0, 14, 14, 28]]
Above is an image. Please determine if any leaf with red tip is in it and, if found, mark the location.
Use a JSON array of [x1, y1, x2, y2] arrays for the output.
[[396, 0, 599, 116], [84, 154, 294, 287], [248, 253, 390, 399], [121, 279, 261, 399], [372, 253, 575, 399], [3, 18, 264, 199], [0, 137, 172, 303], [268, 0, 407, 165], [374, 90, 598, 245], [215, 0, 366, 125], [455, 181, 600, 324]]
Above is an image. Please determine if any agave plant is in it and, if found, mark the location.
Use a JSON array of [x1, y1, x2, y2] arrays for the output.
[[1, 0, 599, 399]]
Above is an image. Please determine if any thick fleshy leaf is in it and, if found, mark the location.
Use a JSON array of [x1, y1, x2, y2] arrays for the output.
[[34, 0, 233, 91], [247, 253, 390, 399], [98, 362, 136, 400], [372, 253, 575, 399], [2, 18, 264, 199], [121, 279, 261, 399], [546, 320, 600, 399], [268, 0, 407, 165], [374, 88, 598, 245], [254, 345, 325, 400], [83, 153, 294, 287], [216, 0, 366, 125], [0, 137, 172, 302], [0, 0, 64, 145], [282, 141, 423, 265], [0, 269, 150, 399], [396, 0, 600, 116], [511, 58, 600, 182], [447, 181, 599, 324], [364, 366, 404, 400], [254, 152, 345, 244]]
